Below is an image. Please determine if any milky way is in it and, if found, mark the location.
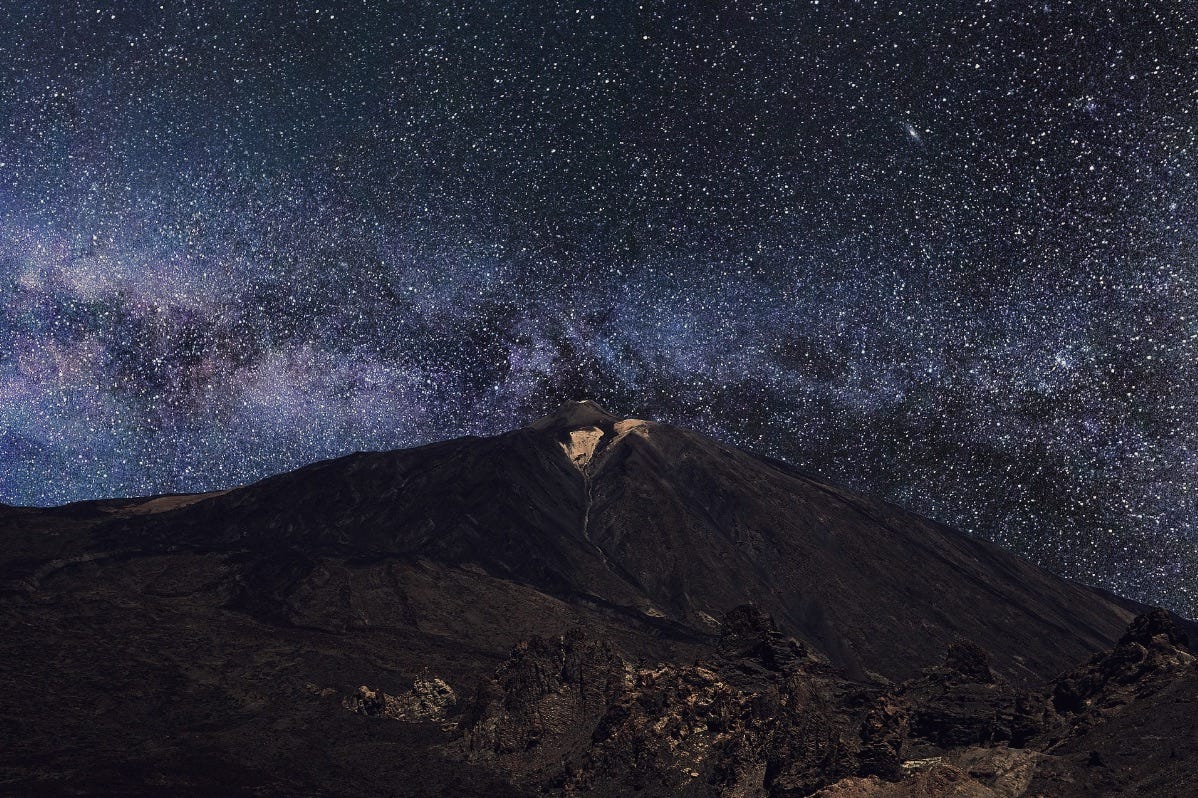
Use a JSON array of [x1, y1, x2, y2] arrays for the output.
[[1, 2, 1195, 615]]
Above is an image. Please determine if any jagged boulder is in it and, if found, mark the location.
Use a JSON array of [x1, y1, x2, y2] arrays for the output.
[[460, 629, 630, 777], [570, 660, 862, 797], [760, 674, 861, 796], [717, 605, 807, 673], [943, 642, 996, 685], [901, 643, 1043, 750], [343, 671, 457, 722], [856, 693, 909, 780], [1052, 607, 1195, 715], [574, 663, 762, 793], [1118, 606, 1189, 648]]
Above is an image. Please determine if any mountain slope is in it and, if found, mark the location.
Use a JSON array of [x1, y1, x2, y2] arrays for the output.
[[85, 400, 1147, 684], [2, 401, 1194, 797]]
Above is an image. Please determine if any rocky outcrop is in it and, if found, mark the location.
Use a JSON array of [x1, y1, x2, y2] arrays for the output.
[[343, 671, 457, 722], [442, 608, 877, 795], [809, 747, 1045, 798], [573, 663, 763, 793], [900, 642, 1045, 751], [460, 629, 631, 778], [717, 605, 807, 673], [1051, 607, 1195, 716], [342, 603, 1198, 796], [809, 764, 999, 798], [563, 657, 875, 796], [856, 694, 908, 781], [1118, 606, 1190, 648]]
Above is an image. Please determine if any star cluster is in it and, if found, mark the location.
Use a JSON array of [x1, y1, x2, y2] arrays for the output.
[[1, 1, 1195, 615]]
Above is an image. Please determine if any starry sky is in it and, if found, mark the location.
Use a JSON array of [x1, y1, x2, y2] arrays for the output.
[[1, 1, 1195, 615]]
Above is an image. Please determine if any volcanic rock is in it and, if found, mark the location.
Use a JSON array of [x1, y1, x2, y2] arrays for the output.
[[1051, 607, 1196, 716], [344, 671, 457, 722], [717, 604, 807, 673], [901, 643, 1044, 751]]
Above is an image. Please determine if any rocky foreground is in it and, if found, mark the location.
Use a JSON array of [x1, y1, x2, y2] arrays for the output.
[[336, 605, 1196, 797]]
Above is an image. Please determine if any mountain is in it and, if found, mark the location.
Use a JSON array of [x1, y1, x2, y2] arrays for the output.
[[1, 400, 1194, 797]]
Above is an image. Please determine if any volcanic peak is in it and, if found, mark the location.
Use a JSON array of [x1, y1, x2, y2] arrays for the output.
[[528, 399, 622, 430], [529, 400, 651, 471]]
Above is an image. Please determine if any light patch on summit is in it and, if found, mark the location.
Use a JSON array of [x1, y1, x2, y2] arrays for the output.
[[561, 426, 605, 470], [612, 418, 650, 441]]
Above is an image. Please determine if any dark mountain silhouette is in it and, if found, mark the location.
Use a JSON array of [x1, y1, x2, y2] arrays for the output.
[[2, 401, 1194, 796]]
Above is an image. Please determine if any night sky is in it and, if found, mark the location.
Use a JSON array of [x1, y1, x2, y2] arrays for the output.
[[1, 2, 1195, 615]]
